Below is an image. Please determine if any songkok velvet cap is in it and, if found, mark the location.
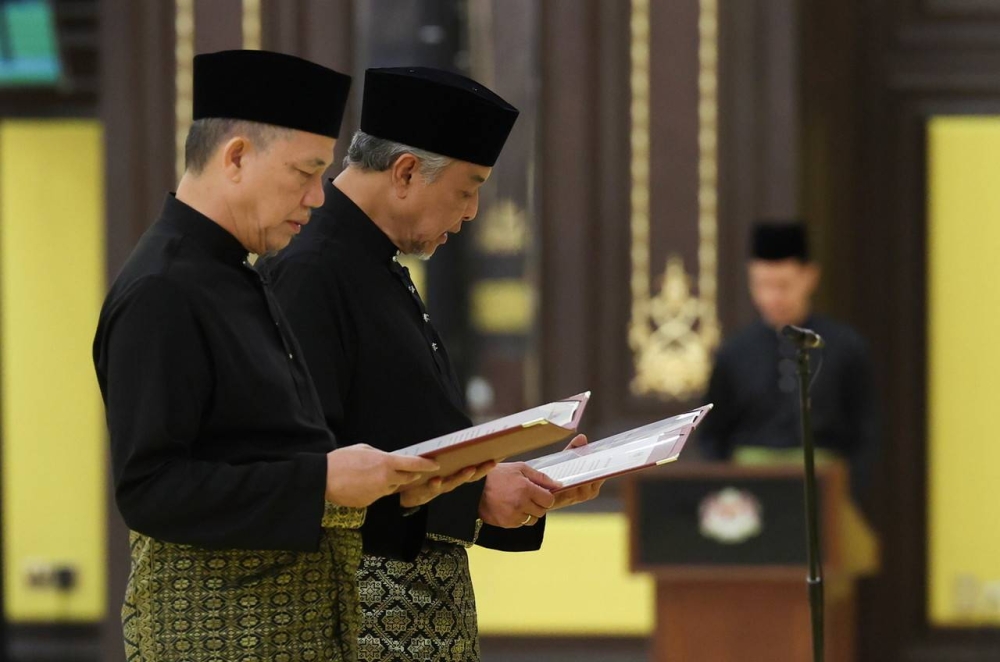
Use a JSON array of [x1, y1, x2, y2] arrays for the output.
[[360, 67, 519, 167], [751, 221, 811, 262], [193, 50, 351, 139]]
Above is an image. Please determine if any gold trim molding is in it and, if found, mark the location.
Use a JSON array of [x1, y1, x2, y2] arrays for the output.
[[628, 0, 721, 400], [174, 0, 194, 183], [242, 0, 261, 50]]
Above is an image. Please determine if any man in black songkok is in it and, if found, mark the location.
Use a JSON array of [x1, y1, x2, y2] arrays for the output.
[[262, 67, 602, 662], [699, 222, 879, 502]]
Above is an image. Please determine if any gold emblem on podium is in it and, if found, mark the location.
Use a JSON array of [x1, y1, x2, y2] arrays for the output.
[[698, 487, 763, 545]]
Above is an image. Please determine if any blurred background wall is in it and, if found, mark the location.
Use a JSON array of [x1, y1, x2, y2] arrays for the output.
[[0, 0, 999, 660]]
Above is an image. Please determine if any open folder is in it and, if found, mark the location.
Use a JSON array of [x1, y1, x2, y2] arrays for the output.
[[526, 404, 713, 492], [393, 391, 591, 482]]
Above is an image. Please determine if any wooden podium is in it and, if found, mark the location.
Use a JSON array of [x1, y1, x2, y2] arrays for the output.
[[626, 463, 878, 662]]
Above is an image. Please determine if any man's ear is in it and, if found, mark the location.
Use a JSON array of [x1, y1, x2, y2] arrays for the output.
[[221, 137, 250, 182], [390, 153, 419, 198]]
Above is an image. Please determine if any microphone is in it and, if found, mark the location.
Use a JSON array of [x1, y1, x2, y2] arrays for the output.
[[782, 325, 825, 349]]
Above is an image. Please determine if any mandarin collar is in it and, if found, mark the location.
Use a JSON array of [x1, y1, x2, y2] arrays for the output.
[[158, 194, 250, 267], [314, 179, 401, 264]]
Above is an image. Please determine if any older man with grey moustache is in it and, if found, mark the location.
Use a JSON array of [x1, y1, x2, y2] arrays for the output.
[[263, 67, 602, 662]]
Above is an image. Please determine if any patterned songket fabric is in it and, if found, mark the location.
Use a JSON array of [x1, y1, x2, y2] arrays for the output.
[[357, 541, 478, 662], [122, 505, 365, 662]]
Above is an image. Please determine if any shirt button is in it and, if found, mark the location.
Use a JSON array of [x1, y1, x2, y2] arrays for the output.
[[431, 343, 439, 352], [408, 286, 416, 294], [391, 255, 398, 263], [288, 353, 294, 360], [423, 313, 430, 323]]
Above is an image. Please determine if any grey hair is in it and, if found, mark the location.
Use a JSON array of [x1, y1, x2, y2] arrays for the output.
[[184, 118, 291, 174], [343, 130, 453, 183]]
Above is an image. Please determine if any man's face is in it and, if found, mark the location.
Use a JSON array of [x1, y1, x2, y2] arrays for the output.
[[747, 259, 819, 329], [229, 130, 335, 255], [397, 160, 491, 259]]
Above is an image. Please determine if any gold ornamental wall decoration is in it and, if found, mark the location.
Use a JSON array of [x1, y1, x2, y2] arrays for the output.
[[475, 198, 528, 255], [627, 0, 721, 400], [242, 0, 261, 51]]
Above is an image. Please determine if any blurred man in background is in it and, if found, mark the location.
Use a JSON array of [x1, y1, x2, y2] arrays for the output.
[[699, 222, 879, 501]]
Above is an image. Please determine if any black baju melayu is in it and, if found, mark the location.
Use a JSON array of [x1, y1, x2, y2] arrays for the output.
[[94, 195, 365, 662], [698, 315, 879, 500], [262, 181, 543, 662]]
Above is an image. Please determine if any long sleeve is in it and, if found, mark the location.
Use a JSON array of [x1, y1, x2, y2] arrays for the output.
[[476, 518, 546, 552], [268, 256, 429, 560], [98, 276, 328, 551]]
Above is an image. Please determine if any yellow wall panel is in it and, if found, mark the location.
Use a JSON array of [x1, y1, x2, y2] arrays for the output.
[[471, 279, 533, 334], [469, 512, 653, 635], [1, 120, 106, 621], [927, 116, 1000, 626]]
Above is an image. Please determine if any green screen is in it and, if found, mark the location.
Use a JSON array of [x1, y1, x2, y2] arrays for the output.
[[0, 0, 62, 87]]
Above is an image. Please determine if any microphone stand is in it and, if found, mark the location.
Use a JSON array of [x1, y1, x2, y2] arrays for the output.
[[794, 339, 824, 662]]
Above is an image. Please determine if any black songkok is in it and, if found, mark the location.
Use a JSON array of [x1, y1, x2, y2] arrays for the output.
[[193, 50, 351, 139], [360, 67, 519, 167], [751, 222, 810, 262]]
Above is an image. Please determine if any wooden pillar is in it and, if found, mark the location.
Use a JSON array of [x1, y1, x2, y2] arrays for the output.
[[537, 0, 602, 413]]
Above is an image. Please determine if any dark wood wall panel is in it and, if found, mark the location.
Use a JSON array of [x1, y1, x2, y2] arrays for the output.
[[849, 0, 1000, 660], [262, 0, 353, 88], [859, 96, 1000, 662], [100, 0, 175, 278], [537, 0, 600, 408], [648, 0, 698, 265], [194, 0, 242, 52], [716, 0, 762, 332], [894, 0, 1000, 46], [920, 0, 1000, 19], [536, 0, 1000, 659], [591, 0, 632, 432], [716, 0, 804, 334], [799, 0, 862, 325], [754, 0, 801, 219]]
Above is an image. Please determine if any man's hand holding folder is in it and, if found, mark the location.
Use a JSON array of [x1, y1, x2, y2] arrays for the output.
[[476, 434, 606, 528]]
